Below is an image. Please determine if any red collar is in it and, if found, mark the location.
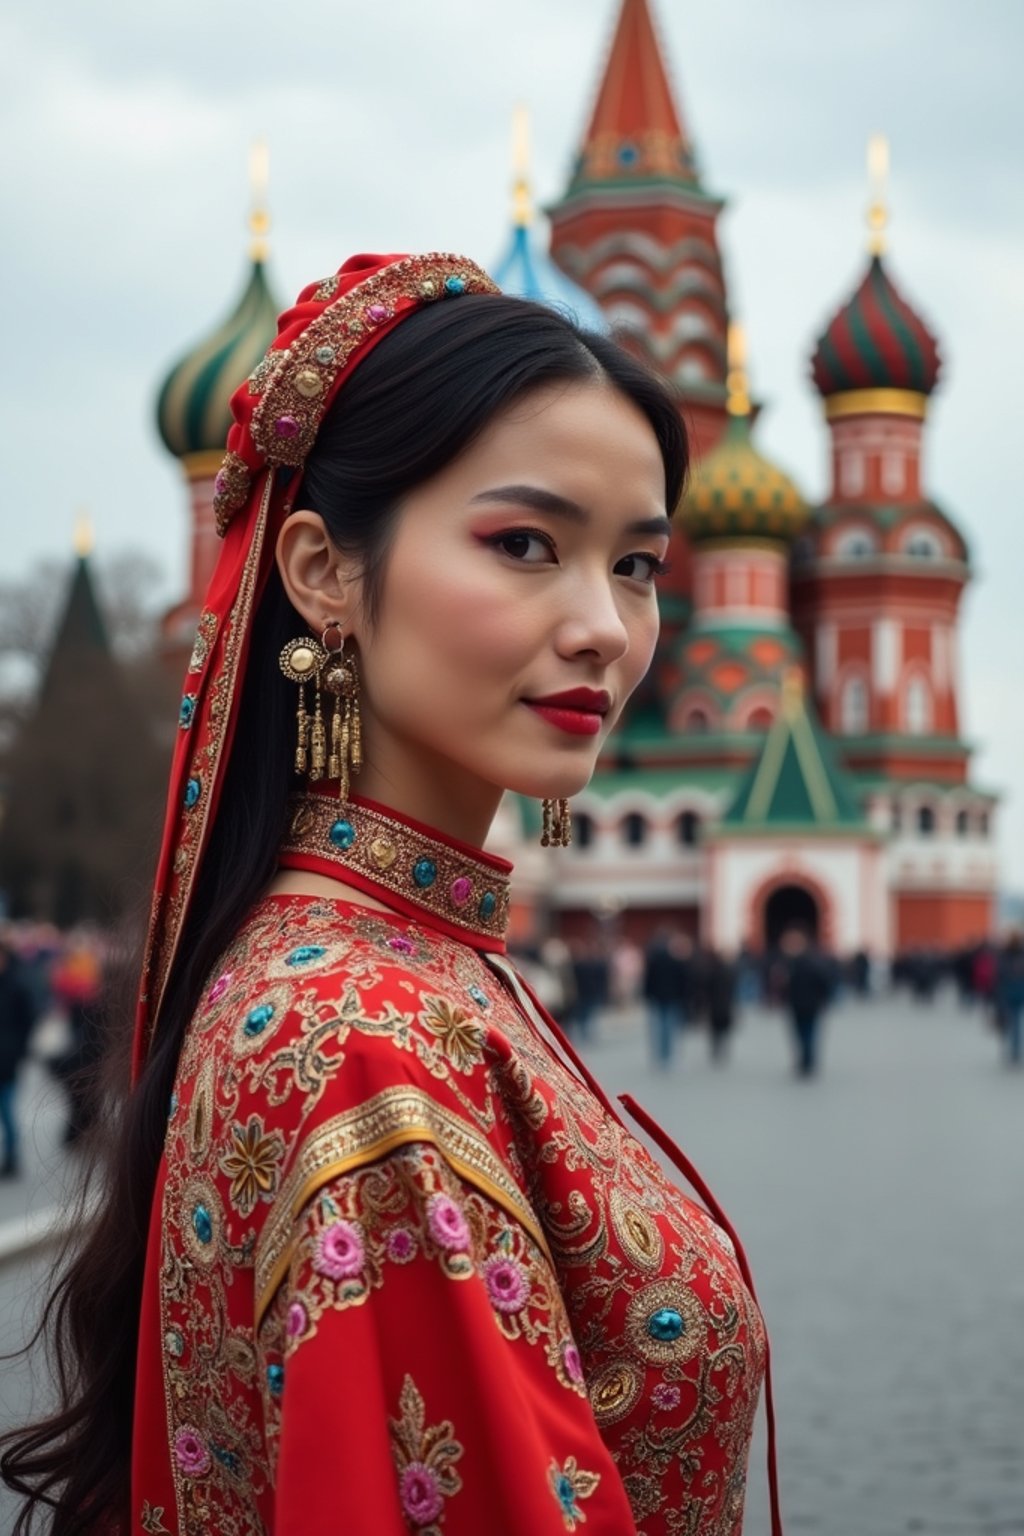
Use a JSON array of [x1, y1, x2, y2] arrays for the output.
[[277, 791, 512, 952]]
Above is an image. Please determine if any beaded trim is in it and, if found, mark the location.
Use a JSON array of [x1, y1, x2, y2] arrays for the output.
[[279, 794, 511, 944]]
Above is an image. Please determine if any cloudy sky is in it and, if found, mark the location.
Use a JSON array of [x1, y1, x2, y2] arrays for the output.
[[2, 0, 1022, 885]]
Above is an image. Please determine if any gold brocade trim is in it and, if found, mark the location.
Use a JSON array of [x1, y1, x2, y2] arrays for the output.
[[255, 1086, 550, 1323], [823, 388, 928, 421], [280, 793, 512, 943]]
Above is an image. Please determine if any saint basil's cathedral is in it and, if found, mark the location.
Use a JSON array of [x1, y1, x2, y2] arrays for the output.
[[154, 0, 999, 959]]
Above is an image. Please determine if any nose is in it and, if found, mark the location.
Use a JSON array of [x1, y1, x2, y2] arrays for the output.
[[554, 570, 630, 666]]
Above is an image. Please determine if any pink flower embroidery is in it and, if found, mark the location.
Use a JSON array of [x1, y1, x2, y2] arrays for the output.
[[207, 971, 233, 1005], [400, 1462, 444, 1525], [314, 1220, 365, 1280], [388, 935, 416, 955], [173, 1426, 211, 1477], [387, 1226, 417, 1264], [651, 1382, 681, 1411], [483, 1255, 530, 1314], [287, 1301, 308, 1339], [426, 1194, 470, 1253], [562, 1342, 585, 1385]]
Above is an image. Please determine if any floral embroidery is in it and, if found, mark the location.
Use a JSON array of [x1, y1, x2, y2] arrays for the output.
[[426, 1192, 470, 1253], [314, 1219, 366, 1280], [549, 1456, 601, 1530], [140, 1503, 173, 1534], [483, 1254, 530, 1314], [387, 1225, 418, 1263], [651, 1381, 682, 1412], [173, 1425, 211, 1477], [390, 1376, 464, 1532], [218, 1114, 285, 1217], [421, 995, 486, 1071]]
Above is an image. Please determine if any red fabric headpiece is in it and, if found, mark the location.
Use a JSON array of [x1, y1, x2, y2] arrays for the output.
[[133, 252, 500, 1082]]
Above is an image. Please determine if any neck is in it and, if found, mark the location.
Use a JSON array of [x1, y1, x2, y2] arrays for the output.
[[351, 739, 504, 849]]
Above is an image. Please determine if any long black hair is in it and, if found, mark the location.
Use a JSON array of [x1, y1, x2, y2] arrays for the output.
[[0, 294, 688, 1532]]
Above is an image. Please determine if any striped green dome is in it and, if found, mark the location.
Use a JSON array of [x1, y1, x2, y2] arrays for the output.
[[681, 413, 807, 543], [156, 259, 281, 460]]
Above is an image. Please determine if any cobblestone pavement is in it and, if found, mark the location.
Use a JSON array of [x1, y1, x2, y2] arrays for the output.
[[2, 991, 1022, 1534]]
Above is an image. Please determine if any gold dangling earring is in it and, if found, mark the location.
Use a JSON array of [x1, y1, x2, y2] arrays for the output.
[[541, 797, 572, 848], [320, 623, 362, 802], [279, 636, 328, 778]]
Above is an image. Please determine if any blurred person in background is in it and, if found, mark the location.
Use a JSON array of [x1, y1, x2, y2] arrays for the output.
[[705, 948, 737, 1065], [567, 935, 609, 1043], [643, 926, 693, 1067], [0, 939, 36, 1179], [50, 929, 105, 1145], [995, 931, 1024, 1066], [780, 928, 832, 1078]]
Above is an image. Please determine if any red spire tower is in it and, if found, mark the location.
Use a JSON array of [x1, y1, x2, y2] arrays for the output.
[[548, 0, 730, 458]]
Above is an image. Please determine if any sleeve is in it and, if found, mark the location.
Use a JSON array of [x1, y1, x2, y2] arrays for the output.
[[256, 1141, 637, 1536]]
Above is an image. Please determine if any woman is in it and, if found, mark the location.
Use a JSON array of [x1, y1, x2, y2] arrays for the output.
[[2, 253, 780, 1535]]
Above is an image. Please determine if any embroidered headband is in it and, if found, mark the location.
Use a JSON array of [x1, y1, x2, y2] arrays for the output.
[[133, 252, 500, 1082]]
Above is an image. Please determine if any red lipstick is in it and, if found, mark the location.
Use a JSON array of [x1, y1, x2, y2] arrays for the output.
[[525, 688, 610, 737]]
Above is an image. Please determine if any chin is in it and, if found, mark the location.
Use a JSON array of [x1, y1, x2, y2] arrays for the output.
[[505, 762, 598, 800]]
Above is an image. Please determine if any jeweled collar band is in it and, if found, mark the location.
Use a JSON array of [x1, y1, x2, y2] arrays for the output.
[[278, 792, 512, 949]]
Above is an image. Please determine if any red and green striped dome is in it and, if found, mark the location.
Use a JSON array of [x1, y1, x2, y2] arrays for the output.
[[811, 255, 941, 399]]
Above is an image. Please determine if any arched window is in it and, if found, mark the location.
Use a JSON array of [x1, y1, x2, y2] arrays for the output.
[[903, 528, 943, 559], [684, 708, 710, 734], [840, 675, 870, 734], [622, 813, 648, 847], [676, 811, 700, 847], [746, 706, 774, 732], [840, 452, 865, 497], [917, 805, 936, 836], [955, 808, 970, 837], [836, 528, 876, 559], [978, 810, 990, 837], [574, 812, 594, 850], [905, 675, 933, 735]]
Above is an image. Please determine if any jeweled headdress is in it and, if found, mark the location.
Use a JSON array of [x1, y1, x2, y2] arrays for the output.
[[134, 253, 499, 1080]]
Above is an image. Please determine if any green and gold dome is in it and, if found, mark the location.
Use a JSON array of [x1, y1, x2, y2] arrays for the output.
[[680, 326, 807, 544], [156, 153, 281, 474]]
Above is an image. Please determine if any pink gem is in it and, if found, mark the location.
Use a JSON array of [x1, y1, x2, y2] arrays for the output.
[[287, 1301, 307, 1338], [365, 303, 390, 325], [214, 470, 227, 494], [450, 877, 472, 907], [274, 414, 299, 438], [563, 1342, 584, 1385], [388, 935, 415, 954], [208, 971, 232, 1004]]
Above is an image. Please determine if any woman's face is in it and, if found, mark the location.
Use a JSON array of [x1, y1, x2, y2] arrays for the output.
[[348, 377, 671, 832]]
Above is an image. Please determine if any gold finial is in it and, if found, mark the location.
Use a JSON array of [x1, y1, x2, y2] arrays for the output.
[[512, 104, 532, 229], [866, 133, 889, 257], [73, 511, 94, 558], [726, 322, 751, 417], [249, 138, 271, 262]]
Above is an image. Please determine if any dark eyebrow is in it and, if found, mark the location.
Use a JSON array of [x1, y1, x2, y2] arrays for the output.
[[470, 484, 671, 539]]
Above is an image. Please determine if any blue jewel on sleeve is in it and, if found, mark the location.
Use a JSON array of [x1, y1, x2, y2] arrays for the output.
[[329, 818, 356, 850], [412, 857, 437, 888], [444, 275, 466, 295], [478, 891, 497, 921], [179, 694, 197, 729], [184, 777, 202, 810], [286, 944, 327, 967], [192, 1204, 213, 1245], [647, 1307, 685, 1342], [244, 1003, 275, 1037], [468, 984, 491, 1010], [267, 1364, 285, 1398]]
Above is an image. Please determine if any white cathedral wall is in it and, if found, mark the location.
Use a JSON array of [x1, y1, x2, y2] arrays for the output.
[[708, 840, 888, 955]]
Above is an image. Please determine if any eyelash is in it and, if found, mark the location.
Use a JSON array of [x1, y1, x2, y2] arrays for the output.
[[483, 527, 672, 584]]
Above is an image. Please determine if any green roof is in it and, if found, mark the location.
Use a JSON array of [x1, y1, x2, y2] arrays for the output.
[[722, 682, 868, 832]]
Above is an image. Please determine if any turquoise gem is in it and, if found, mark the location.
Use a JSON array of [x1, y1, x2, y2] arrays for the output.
[[468, 985, 491, 1009], [329, 818, 356, 849], [244, 1003, 275, 1037], [647, 1307, 685, 1342], [555, 1475, 576, 1514], [478, 891, 497, 921], [444, 275, 466, 295], [413, 858, 437, 888], [165, 1328, 185, 1359], [179, 694, 196, 729], [192, 1204, 213, 1244], [184, 777, 201, 809], [267, 1363, 285, 1397], [286, 944, 327, 967], [210, 1442, 241, 1475], [314, 345, 336, 365], [168, 1091, 179, 1120]]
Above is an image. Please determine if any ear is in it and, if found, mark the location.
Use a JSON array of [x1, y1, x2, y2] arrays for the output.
[[275, 511, 365, 637]]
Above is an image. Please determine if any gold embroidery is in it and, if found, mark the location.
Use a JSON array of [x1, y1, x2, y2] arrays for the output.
[[549, 1456, 601, 1531], [255, 1085, 553, 1321], [389, 1375, 464, 1534]]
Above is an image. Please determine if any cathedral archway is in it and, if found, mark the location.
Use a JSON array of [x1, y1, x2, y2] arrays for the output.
[[750, 870, 834, 951], [763, 884, 819, 947]]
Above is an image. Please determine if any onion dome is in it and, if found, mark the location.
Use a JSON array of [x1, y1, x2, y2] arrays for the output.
[[810, 136, 941, 417], [156, 146, 282, 465], [680, 327, 807, 542], [491, 108, 610, 333]]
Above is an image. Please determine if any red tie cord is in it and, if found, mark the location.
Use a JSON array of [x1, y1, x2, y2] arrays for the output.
[[619, 1094, 784, 1536], [489, 961, 784, 1536]]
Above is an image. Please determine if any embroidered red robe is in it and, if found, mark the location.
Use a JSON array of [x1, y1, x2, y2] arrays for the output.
[[131, 894, 766, 1535]]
